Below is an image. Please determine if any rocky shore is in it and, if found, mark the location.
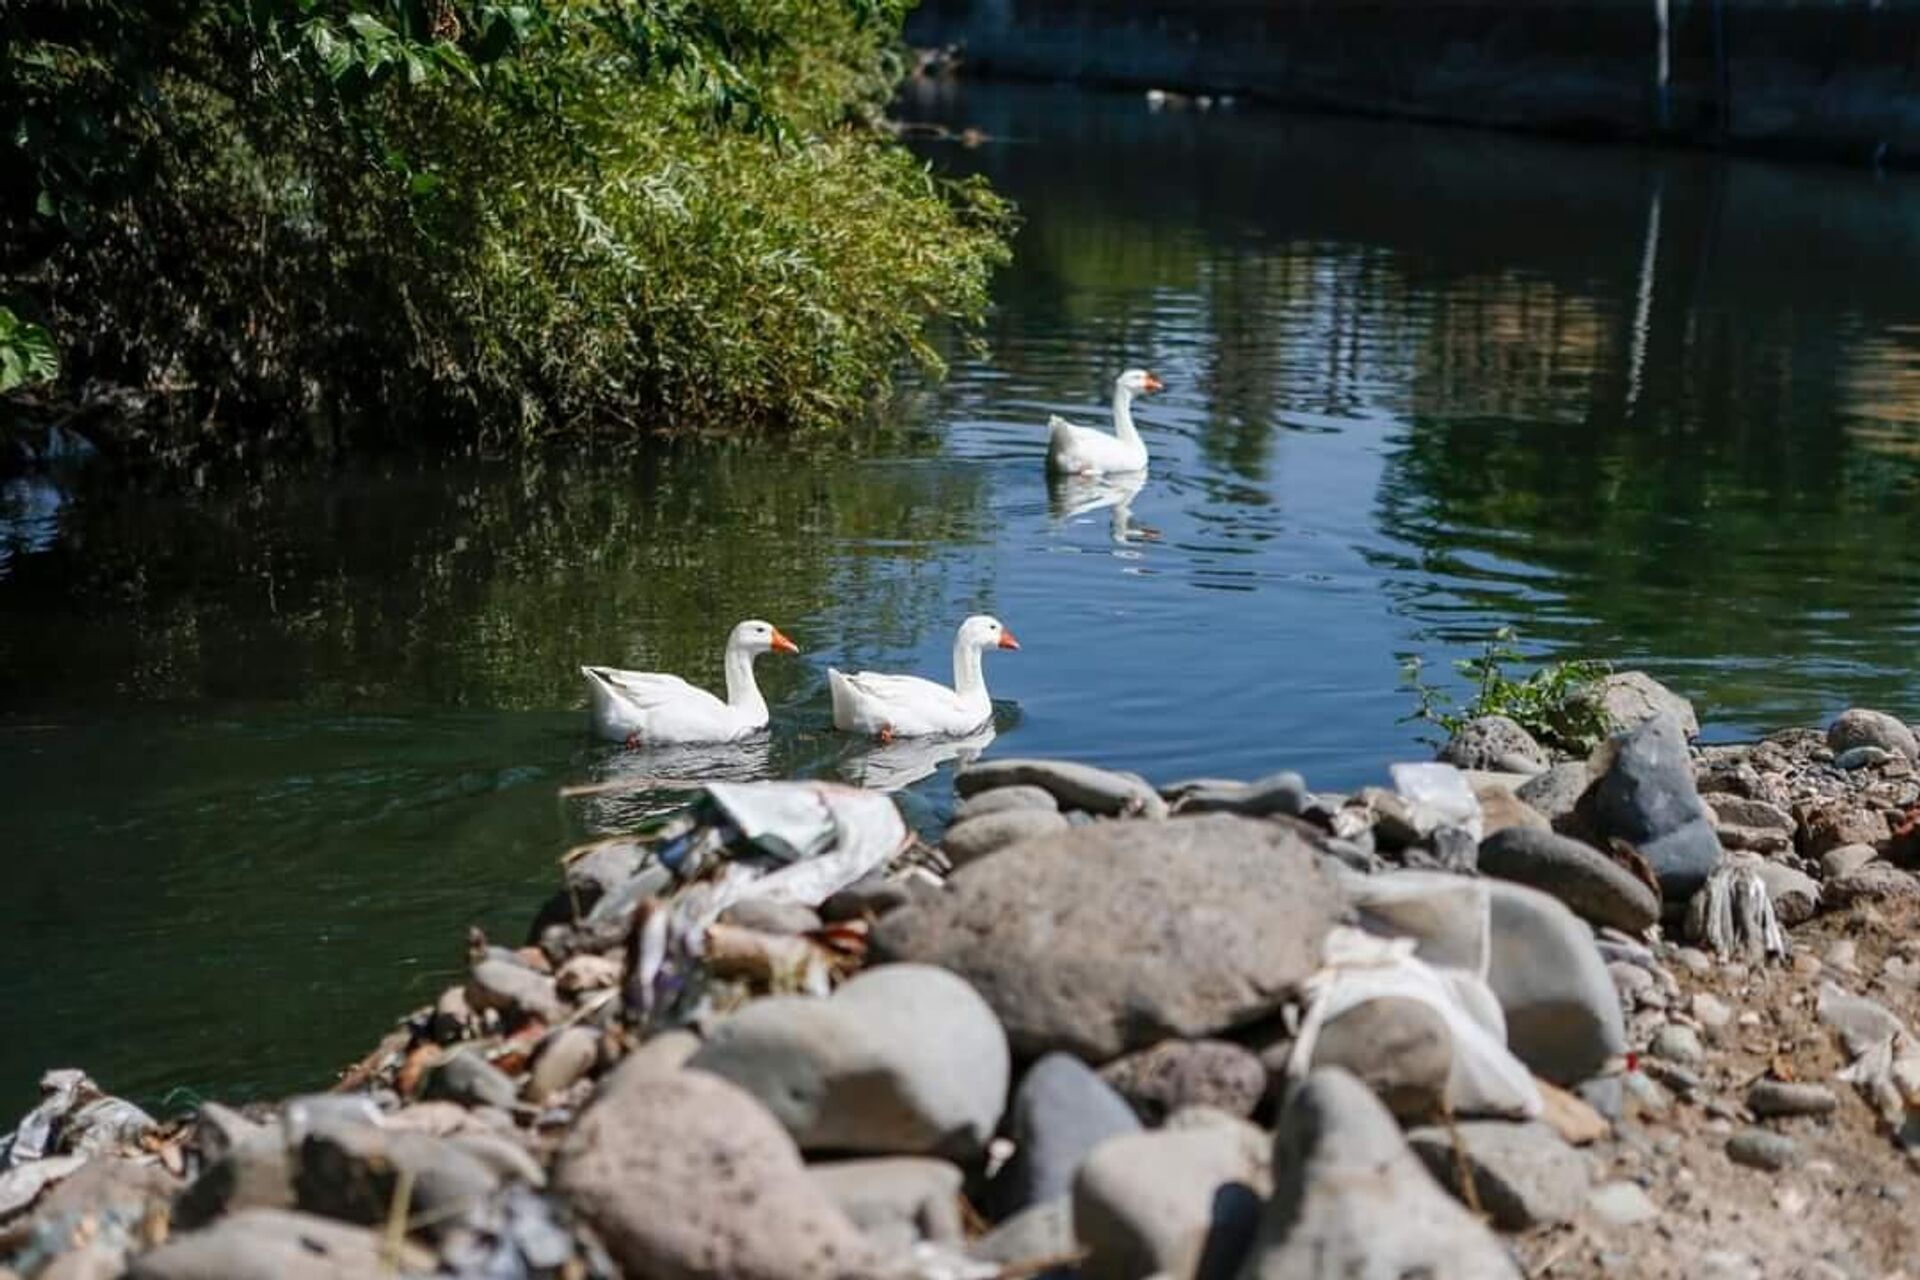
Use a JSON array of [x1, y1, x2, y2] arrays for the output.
[[8, 675, 1920, 1279]]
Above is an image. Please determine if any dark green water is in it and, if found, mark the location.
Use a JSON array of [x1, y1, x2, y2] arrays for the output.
[[8, 80, 1920, 1113]]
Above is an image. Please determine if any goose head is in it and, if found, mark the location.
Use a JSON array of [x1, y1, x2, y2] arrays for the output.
[[959, 614, 1020, 652], [1117, 368, 1165, 397], [731, 619, 800, 655]]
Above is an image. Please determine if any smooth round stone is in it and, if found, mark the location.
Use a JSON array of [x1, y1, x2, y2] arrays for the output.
[[951, 785, 1059, 822], [1726, 1128, 1799, 1172], [1746, 1080, 1838, 1118]]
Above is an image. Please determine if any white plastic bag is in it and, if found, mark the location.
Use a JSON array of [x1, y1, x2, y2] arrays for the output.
[[1288, 926, 1542, 1120]]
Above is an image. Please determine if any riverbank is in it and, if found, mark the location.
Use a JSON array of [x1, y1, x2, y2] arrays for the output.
[[8, 675, 1920, 1278], [905, 0, 1920, 169]]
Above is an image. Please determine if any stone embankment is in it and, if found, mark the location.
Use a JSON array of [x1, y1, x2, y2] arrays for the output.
[[8, 675, 1920, 1278]]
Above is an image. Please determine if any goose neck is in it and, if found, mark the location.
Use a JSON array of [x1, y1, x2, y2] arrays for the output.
[[1110, 384, 1142, 447], [722, 642, 768, 717]]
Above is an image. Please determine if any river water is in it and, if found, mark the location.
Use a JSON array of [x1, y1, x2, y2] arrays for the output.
[[6, 81, 1920, 1112]]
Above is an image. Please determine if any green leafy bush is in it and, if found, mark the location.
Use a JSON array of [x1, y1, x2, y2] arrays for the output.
[[0, 308, 58, 394], [0, 0, 1011, 456], [1401, 626, 1612, 753]]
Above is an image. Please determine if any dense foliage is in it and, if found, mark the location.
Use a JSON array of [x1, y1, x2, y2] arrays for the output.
[[0, 0, 1010, 459]]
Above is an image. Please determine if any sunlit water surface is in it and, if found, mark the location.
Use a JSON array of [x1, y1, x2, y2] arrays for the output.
[[8, 81, 1920, 1110]]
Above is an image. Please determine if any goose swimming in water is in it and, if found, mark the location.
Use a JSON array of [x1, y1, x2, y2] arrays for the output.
[[581, 619, 798, 746], [1046, 368, 1163, 475], [827, 615, 1019, 741]]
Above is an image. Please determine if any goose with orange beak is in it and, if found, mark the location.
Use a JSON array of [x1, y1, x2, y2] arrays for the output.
[[828, 615, 1019, 741], [582, 619, 799, 746], [1046, 368, 1164, 475]]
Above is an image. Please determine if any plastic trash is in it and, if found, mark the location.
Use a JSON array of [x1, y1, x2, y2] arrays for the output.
[[1390, 761, 1484, 844], [1287, 925, 1543, 1120], [628, 781, 911, 1025]]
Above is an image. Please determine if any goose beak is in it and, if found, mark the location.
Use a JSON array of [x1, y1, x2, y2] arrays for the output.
[[770, 629, 800, 655], [997, 629, 1021, 651], [1143, 373, 1165, 393]]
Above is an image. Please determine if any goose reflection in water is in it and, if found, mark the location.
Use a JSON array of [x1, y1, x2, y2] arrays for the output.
[[835, 723, 996, 793], [1048, 469, 1160, 547], [569, 735, 776, 831]]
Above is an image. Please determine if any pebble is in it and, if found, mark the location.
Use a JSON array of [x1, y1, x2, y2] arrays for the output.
[[950, 784, 1058, 822], [1691, 992, 1734, 1030], [525, 1026, 600, 1103], [1821, 843, 1879, 880], [1726, 1128, 1800, 1171], [1827, 708, 1918, 762], [1516, 762, 1594, 827], [1746, 1080, 1838, 1118], [1405, 1120, 1591, 1229], [424, 1050, 518, 1110], [1097, 1038, 1267, 1123], [941, 808, 1071, 867], [954, 757, 1168, 818], [1438, 715, 1549, 774], [1587, 1180, 1661, 1227], [804, 1157, 963, 1251], [1650, 1022, 1706, 1065]]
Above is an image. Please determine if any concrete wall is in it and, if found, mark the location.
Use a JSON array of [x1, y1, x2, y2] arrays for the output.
[[906, 0, 1920, 164]]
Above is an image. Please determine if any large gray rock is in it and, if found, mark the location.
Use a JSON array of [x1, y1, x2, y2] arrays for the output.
[[1586, 716, 1722, 903], [1236, 1070, 1522, 1279], [875, 816, 1339, 1060], [1591, 671, 1699, 739], [1074, 1117, 1270, 1280], [1438, 716, 1549, 774], [942, 809, 1071, 867], [991, 1054, 1141, 1217], [690, 963, 1008, 1157], [805, 1157, 963, 1252], [1099, 1039, 1267, 1123], [126, 1209, 432, 1280], [1477, 827, 1659, 934], [955, 758, 1168, 818], [1828, 708, 1918, 761], [554, 1068, 883, 1280], [1484, 880, 1627, 1085], [1405, 1120, 1590, 1229]]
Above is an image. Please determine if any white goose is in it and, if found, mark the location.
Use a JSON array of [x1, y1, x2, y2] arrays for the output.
[[581, 619, 798, 746], [828, 615, 1019, 741], [1047, 368, 1164, 475]]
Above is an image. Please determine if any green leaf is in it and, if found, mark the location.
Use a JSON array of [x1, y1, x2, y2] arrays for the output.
[[346, 13, 397, 43]]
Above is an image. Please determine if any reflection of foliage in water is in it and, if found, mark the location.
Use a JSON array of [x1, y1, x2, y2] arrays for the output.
[[0, 433, 992, 712]]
